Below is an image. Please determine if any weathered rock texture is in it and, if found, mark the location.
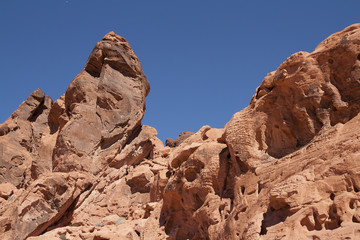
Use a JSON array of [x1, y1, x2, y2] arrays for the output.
[[1, 24, 360, 240]]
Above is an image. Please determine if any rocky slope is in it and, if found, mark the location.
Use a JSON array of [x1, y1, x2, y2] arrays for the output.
[[1, 24, 360, 239]]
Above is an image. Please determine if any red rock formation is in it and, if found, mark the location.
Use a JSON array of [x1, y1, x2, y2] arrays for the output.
[[52, 32, 150, 174], [0, 89, 53, 188], [1, 24, 360, 240]]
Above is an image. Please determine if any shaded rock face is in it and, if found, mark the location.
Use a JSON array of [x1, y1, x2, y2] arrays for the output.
[[2, 24, 360, 240]]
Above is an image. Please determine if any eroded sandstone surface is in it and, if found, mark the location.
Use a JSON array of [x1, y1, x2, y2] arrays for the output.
[[1, 24, 360, 240]]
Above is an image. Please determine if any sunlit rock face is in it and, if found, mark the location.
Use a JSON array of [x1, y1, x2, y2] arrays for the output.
[[52, 32, 150, 174], [1, 24, 360, 240]]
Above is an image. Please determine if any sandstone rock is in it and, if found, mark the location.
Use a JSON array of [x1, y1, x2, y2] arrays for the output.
[[150, 169, 168, 202], [218, 23, 360, 239], [26, 225, 142, 240], [0, 31, 154, 240], [47, 94, 68, 133], [156, 24, 360, 239], [126, 165, 154, 193], [2, 25, 360, 240], [101, 214, 121, 225], [11, 88, 46, 121], [169, 142, 202, 168], [0, 172, 92, 240], [165, 138, 176, 148], [0, 89, 53, 187], [202, 127, 224, 142], [52, 32, 150, 174], [165, 131, 194, 147], [109, 125, 159, 168], [227, 24, 360, 164], [0, 183, 16, 199], [161, 142, 229, 239], [168, 126, 225, 169]]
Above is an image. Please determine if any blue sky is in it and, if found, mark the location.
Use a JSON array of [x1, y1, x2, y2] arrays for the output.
[[1, 1, 360, 142]]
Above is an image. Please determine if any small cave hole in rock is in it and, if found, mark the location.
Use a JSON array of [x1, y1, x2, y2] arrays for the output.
[[301, 212, 323, 231], [241, 186, 245, 195], [353, 216, 360, 223], [328, 59, 334, 64], [325, 219, 342, 230], [93, 236, 109, 240], [324, 204, 342, 230], [27, 102, 46, 122], [135, 230, 141, 236], [3, 223, 11, 232], [257, 183, 262, 194], [260, 203, 295, 235], [330, 193, 335, 200], [184, 168, 197, 182], [357, 53, 360, 61], [260, 216, 267, 235], [354, 185, 359, 193], [350, 199, 356, 209], [143, 209, 152, 219]]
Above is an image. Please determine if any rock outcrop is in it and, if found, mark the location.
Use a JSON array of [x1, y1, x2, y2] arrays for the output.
[[52, 32, 150, 174], [0, 88, 53, 188], [1, 24, 360, 240]]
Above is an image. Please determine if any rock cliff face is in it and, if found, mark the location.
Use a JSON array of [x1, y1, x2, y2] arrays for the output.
[[1, 24, 360, 240]]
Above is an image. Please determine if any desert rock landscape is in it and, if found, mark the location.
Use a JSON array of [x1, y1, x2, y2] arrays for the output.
[[1, 24, 360, 239]]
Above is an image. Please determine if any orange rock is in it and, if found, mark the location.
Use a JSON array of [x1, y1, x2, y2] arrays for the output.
[[0, 183, 16, 199], [0, 88, 53, 187], [52, 32, 150, 174], [3, 25, 360, 240]]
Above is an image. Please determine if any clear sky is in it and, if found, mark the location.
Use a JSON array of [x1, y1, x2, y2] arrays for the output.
[[1, 1, 360, 142]]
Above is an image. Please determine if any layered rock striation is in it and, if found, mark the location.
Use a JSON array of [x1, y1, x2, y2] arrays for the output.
[[1, 24, 360, 240]]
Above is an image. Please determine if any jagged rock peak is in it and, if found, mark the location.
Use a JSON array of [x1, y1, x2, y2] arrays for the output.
[[52, 31, 151, 174], [0, 30, 158, 239], [84, 31, 150, 96]]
